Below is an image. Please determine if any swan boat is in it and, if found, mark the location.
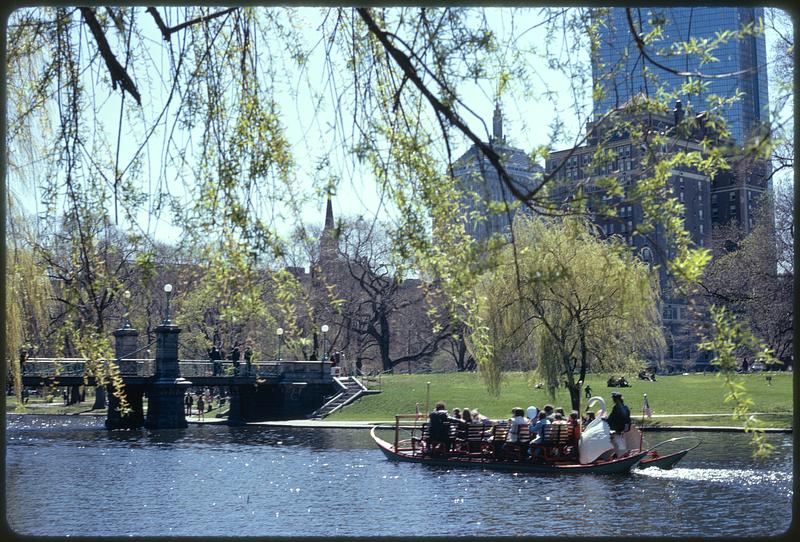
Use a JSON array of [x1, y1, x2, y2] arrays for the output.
[[371, 396, 699, 474]]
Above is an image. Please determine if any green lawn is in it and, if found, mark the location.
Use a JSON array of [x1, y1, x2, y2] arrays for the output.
[[330, 371, 793, 427]]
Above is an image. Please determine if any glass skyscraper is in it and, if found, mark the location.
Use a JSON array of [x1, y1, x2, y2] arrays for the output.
[[592, 7, 769, 146]]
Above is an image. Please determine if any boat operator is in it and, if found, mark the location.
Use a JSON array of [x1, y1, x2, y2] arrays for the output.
[[605, 391, 631, 457]]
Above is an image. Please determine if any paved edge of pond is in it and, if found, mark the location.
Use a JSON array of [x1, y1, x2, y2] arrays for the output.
[[8, 411, 791, 433], [228, 419, 793, 433]]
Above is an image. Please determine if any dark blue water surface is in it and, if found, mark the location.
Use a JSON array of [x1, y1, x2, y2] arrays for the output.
[[4, 415, 793, 537]]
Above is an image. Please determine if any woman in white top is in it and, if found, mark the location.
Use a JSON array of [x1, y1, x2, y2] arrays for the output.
[[506, 407, 527, 443]]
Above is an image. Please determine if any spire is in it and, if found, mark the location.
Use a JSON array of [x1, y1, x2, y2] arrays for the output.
[[492, 102, 503, 143], [324, 193, 334, 231]]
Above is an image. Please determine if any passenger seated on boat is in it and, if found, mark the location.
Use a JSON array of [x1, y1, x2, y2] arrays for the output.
[[554, 407, 566, 418], [551, 412, 568, 425], [568, 411, 582, 445], [542, 404, 555, 421], [504, 408, 527, 443], [582, 411, 595, 428], [529, 411, 551, 445], [471, 409, 491, 425], [427, 401, 462, 455], [502, 408, 530, 458]]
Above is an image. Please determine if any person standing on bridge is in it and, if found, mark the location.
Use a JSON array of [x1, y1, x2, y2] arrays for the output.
[[244, 346, 253, 377], [185, 392, 193, 416], [229, 346, 241, 376], [209, 345, 222, 376], [196, 394, 205, 420]]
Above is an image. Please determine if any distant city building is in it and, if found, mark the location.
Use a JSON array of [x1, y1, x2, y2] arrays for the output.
[[453, 104, 543, 243], [546, 98, 771, 369], [592, 7, 770, 147]]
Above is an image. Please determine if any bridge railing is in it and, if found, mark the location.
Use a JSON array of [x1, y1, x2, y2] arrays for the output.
[[21, 358, 290, 379], [178, 360, 282, 378], [20, 359, 155, 377]]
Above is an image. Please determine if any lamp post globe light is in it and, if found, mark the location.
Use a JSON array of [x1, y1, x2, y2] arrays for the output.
[[321, 325, 329, 361], [163, 283, 173, 325], [122, 290, 132, 328], [276, 327, 284, 361]]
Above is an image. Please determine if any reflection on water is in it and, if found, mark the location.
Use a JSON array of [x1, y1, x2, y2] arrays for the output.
[[4, 415, 793, 537]]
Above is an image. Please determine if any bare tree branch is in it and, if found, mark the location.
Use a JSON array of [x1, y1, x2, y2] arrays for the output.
[[146, 6, 239, 42], [79, 7, 141, 105]]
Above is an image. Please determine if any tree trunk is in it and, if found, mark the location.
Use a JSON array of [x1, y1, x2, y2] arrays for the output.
[[567, 383, 581, 412], [378, 315, 393, 372], [92, 385, 106, 409], [69, 384, 81, 404]]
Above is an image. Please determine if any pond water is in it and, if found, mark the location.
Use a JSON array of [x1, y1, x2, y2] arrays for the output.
[[4, 415, 793, 537]]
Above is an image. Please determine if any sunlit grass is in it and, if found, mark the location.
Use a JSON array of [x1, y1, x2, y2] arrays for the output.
[[329, 371, 793, 426]]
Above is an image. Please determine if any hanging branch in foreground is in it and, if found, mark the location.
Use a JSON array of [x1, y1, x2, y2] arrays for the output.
[[356, 8, 538, 208], [79, 7, 141, 105], [146, 6, 239, 42]]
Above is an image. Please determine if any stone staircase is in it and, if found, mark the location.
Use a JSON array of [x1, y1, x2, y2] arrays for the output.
[[309, 377, 372, 419]]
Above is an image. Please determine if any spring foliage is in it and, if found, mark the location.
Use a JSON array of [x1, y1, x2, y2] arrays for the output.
[[473, 215, 664, 407]]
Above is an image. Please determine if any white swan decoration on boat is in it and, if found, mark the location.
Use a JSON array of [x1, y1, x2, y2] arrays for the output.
[[578, 396, 614, 464]]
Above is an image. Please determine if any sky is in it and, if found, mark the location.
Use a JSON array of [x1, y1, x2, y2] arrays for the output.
[[6, 6, 793, 251]]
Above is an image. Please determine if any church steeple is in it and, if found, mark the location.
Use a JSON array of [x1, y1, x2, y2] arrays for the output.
[[492, 102, 504, 143], [324, 193, 334, 231], [319, 193, 337, 263]]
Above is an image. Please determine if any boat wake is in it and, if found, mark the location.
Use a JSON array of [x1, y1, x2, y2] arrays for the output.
[[637, 467, 792, 495]]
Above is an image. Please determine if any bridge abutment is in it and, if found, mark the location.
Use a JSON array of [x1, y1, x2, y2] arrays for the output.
[[106, 325, 146, 429], [144, 323, 192, 430]]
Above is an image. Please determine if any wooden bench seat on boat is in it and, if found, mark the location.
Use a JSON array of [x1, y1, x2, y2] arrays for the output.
[[530, 423, 575, 461], [416, 422, 459, 456], [452, 423, 494, 460]]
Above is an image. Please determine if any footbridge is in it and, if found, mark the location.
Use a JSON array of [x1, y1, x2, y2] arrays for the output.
[[18, 322, 337, 430]]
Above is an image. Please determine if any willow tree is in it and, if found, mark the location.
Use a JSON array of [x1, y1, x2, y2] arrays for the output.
[[476, 215, 665, 411], [5, 199, 53, 406]]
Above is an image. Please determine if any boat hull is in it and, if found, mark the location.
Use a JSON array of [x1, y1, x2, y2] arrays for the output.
[[371, 427, 647, 475], [638, 449, 689, 470]]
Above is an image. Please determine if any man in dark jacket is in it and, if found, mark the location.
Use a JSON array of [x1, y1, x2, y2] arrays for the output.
[[605, 392, 631, 433], [427, 401, 461, 455], [605, 392, 631, 457]]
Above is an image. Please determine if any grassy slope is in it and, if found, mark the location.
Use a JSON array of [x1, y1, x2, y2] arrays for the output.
[[330, 371, 793, 427]]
